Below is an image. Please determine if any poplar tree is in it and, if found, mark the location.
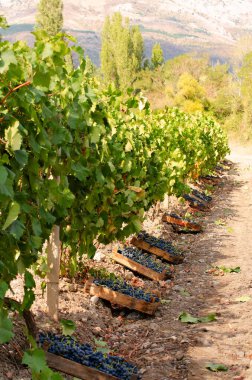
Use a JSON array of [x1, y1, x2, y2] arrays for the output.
[[0, 15, 8, 42], [151, 43, 164, 68], [101, 12, 144, 89], [36, 0, 63, 36]]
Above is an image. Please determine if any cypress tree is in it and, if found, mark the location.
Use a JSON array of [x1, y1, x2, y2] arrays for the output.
[[36, 0, 63, 36]]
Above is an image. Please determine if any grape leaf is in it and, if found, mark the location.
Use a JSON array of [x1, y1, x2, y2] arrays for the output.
[[0, 310, 14, 344], [179, 312, 199, 324], [2, 201, 20, 230], [206, 363, 228, 372], [60, 319, 76, 336], [235, 295, 251, 303]]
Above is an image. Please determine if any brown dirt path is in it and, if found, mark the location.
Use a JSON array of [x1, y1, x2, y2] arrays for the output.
[[187, 145, 252, 380]]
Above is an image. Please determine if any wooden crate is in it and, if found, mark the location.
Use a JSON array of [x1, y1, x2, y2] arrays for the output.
[[46, 352, 138, 380], [112, 250, 170, 281], [131, 236, 184, 264], [171, 224, 202, 234], [84, 278, 160, 315], [162, 214, 202, 232]]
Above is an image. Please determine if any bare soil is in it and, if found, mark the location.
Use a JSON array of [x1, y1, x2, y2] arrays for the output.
[[1, 144, 252, 380]]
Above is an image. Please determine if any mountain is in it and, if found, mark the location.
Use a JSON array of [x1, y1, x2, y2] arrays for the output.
[[1, 0, 252, 64]]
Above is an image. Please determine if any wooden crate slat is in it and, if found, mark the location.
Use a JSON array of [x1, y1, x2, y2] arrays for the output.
[[112, 251, 169, 281], [131, 236, 184, 264], [46, 352, 138, 380], [84, 278, 160, 315], [162, 214, 202, 231]]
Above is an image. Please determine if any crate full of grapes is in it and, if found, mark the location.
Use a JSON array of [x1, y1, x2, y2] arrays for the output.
[[131, 231, 184, 264], [84, 276, 160, 315], [39, 333, 140, 380], [112, 247, 173, 281]]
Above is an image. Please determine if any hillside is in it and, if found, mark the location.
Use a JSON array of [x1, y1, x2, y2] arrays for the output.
[[1, 0, 252, 64]]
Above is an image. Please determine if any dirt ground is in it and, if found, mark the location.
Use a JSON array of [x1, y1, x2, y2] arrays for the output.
[[1, 144, 252, 380]]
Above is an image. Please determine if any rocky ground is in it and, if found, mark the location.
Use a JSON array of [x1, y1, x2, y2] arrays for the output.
[[1, 145, 252, 380]]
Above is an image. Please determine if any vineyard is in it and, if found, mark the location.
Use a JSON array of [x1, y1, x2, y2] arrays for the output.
[[0, 32, 232, 379]]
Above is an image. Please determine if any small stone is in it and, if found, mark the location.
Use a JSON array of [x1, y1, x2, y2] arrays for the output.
[[176, 351, 184, 360], [196, 337, 212, 347], [6, 372, 14, 380], [142, 341, 151, 349], [92, 326, 102, 336], [139, 368, 147, 375], [93, 250, 106, 262], [90, 295, 100, 305], [198, 259, 205, 263], [68, 284, 78, 292], [173, 285, 182, 292], [126, 311, 142, 320], [181, 338, 190, 344], [125, 271, 134, 280], [149, 322, 159, 330], [171, 335, 177, 341]]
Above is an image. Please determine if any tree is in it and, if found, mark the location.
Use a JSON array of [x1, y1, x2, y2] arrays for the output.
[[36, 0, 63, 36], [174, 73, 206, 113], [101, 12, 144, 89], [151, 43, 164, 68], [0, 15, 8, 41]]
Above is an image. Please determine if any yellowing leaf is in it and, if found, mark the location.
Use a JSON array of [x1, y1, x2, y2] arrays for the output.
[[2, 201, 20, 230], [5, 120, 22, 151]]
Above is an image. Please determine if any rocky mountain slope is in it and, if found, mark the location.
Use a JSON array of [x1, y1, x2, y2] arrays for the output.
[[1, 0, 252, 64]]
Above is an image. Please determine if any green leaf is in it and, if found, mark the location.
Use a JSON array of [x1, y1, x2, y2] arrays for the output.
[[41, 42, 53, 60], [22, 289, 35, 310], [179, 288, 191, 297], [206, 363, 228, 372], [14, 150, 28, 168], [31, 218, 42, 236], [60, 319, 76, 336], [22, 348, 47, 373], [2, 201, 20, 230], [179, 312, 217, 324], [9, 219, 25, 239], [199, 313, 217, 323], [217, 266, 240, 273], [0, 49, 17, 73], [160, 299, 171, 304], [94, 338, 110, 354], [235, 295, 251, 303], [131, 216, 142, 232], [0, 281, 8, 299], [90, 125, 101, 144], [0, 165, 8, 184], [25, 270, 35, 289], [33, 70, 51, 91], [179, 312, 199, 324], [5, 120, 22, 151], [0, 309, 14, 344]]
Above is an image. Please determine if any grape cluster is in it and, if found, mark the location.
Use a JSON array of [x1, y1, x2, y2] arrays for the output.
[[93, 277, 160, 303], [169, 212, 183, 220], [183, 194, 205, 208], [192, 189, 212, 203], [137, 231, 181, 257], [119, 247, 170, 274], [39, 333, 140, 380]]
